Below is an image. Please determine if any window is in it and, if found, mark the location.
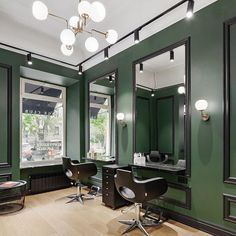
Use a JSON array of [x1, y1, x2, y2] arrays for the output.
[[20, 79, 66, 168], [89, 93, 111, 157]]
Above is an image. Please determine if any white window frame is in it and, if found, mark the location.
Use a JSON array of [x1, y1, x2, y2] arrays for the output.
[[20, 78, 66, 169], [89, 92, 112, 156]]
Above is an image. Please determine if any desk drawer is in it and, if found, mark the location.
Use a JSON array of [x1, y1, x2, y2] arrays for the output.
[[103, 167, 116, 175]]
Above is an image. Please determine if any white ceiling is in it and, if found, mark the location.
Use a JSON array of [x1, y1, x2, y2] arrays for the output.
[[0, 0, 217, 70]]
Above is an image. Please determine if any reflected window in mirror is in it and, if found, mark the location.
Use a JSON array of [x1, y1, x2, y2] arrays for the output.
[[88, 73, 116, 162], [134, 41, 190, 173]]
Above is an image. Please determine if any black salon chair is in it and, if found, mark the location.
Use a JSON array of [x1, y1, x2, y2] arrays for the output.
[[114, 169, 168, 236], [62, 156, 97, 204]]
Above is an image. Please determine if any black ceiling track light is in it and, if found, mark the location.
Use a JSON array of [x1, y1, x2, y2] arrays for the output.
[[109, 75, 113, 83], [27, 53, 32, 65], [151, 90, 155, 97], [0, 0, 193, 69], [134, 29, 140, 44], [170, 50, 174, 62], [186, 0, 194, 18], [104, 47, 109, 60], [78, 64, 83, 75], [139, 63, 143, 73]]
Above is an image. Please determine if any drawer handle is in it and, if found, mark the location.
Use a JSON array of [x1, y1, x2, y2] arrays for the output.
[[106, 170, 109, 173], [106, 176, 109, 179], [106, 193, 109, 196], [106, 182, 108, 184], [106, 187, 108, 190]]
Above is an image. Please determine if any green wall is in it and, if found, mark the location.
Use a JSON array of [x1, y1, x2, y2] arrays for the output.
[[0, 47, 84, 185], [83, 0, 236, 232]]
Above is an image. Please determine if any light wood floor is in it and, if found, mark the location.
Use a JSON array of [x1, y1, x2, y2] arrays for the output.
[[0, 187, 211, 236]]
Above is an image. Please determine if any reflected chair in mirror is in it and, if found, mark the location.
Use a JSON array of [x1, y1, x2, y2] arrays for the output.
[[114, 169, 168, 236], [147, 150, 168, 164], [62, 156, 97, 204]]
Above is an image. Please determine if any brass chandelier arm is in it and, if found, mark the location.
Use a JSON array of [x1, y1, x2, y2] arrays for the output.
[[91, 29, 107, 37], [48, 13, 69, 28]]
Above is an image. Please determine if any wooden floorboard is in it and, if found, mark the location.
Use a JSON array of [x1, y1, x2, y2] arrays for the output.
[[0, 187, 211, 236]]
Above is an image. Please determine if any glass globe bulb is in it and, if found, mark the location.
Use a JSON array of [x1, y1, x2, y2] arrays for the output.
[[69, 16, 80, 28], [195, 100, 208, 111], [85, 37, 99, 52], [32, 1, 48, 21], [177, 86, 185, 94], [106, 29, 118, 44], [60, 29, 76, 45], [78, 1, 91, 16], [60, 44, 73, 56], [90, 1, 106, 22]]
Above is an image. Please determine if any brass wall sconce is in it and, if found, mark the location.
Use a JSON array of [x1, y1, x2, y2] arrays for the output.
[[195, 99, 210, 121]]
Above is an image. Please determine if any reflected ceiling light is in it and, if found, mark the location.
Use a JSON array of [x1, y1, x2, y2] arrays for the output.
[[27, 53, 33, 65], [32, 1, 118, 55], [61, 44, 74, 56], [151, 90, 155, 97], [177, 86, 185, 94], [134, 30, 140, 44], [139, 63, 143, 73], [170, 50, 174, 62], [195, 99, 209, 121], [104, 48, 109, 60], [186, 0, 194, 18], [78, 65, 83, 75]]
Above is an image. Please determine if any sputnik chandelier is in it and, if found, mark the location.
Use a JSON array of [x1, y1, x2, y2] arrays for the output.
[[32, 1, 118, 56]]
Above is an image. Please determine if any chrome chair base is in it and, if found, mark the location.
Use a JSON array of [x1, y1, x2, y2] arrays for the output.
[[66, 193, 94, 204]]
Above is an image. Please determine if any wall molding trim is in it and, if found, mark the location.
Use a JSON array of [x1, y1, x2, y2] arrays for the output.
[[0, 63, 12, 169], [224, 194, 236, 224], [0, 173, 12, 181], [223, 16, 236, 184], [146, 204, 236, 236]]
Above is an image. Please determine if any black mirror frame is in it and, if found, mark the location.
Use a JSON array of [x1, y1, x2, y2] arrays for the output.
[[86, 69, 118, 163], [132, 37, 191, 177]]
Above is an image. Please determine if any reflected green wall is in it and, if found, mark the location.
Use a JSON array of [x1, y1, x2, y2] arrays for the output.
[[83, 0, 236, 232]]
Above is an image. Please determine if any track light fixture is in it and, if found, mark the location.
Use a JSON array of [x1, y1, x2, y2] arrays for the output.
[[27, 53, 33, 65], [186, 0, 194, 18], [78, 65, 83, 75], [151, 90, 155, 97], [134, 30, 140, 44], [104, 48, 109, 60], [170, 50, 174, 62], [139, 63, 143, 73], [109, 75, 113, 83]]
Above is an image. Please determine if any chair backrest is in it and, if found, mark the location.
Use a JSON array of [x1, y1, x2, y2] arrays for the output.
[[62, 157, 97, 181], [114, 169, 168, 203]]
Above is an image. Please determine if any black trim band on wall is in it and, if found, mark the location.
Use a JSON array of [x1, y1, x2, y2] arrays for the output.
[[223, 16, 236, 184], [224, 194, 236, 224], [0, 173, 12, 182], [156, 95, 175, 156], [0, 63, 12, 168], [160, 182, 191, 210]]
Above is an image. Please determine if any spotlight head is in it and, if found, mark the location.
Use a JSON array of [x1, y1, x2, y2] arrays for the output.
[[134, 30, 140, 44], [170, 50, 174, 62], [186, 0, 194, 18], [27, 53, 32, 65], [139, 63, 143, 73], [109, 75, 113, 83], [104, 48, 109, 60], [78, 65, 83, 75], [151, 90, 155, 97]]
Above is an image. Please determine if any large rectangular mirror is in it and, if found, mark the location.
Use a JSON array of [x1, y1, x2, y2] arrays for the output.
[[87, 71, 117, 162], [133, 39, 190, 175]]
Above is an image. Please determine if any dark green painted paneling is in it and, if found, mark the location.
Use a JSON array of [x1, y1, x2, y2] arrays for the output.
[[0, 66, 9, 166], [83, 0, 236, 232], [229, 23, 236, 177], [136, 97, 150, 153], [163, 186, 186, 203], [230, 201, 236, 216], [157, 96, 174, 154]]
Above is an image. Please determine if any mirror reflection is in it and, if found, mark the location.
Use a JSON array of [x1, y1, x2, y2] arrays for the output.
[[88, 73, 116, 162], [135, 45, 186, 168]]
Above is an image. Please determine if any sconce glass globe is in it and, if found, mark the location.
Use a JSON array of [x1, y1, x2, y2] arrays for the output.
[[60, 29, 76, 45], [90, 1, 106, 22], [116, 113, 125, 121], [78, 1, 91, 16], [195, 99, 208, 111], [32, 1, 48, 21], [85, 37, 99, 52], [61, 44, 73, 56], [69, 16, 80, 28], [106, 29, 118, 44], [178, 86, 185, 94]]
